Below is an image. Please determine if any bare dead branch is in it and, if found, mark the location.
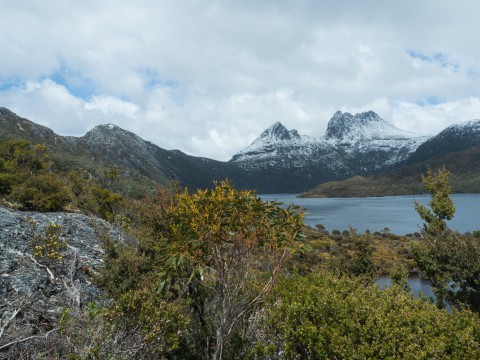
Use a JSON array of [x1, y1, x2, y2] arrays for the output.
[[24, 253, 56, 284], [0, 308, 22, 339], [0, 328, 57, 351]]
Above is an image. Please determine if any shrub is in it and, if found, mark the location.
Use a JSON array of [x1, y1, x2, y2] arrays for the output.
[[32, 222, 67, 265], [254, 273, 480, 359], [10, 174, 71, 211]]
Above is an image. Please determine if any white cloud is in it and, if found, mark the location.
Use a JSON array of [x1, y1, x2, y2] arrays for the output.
[[85, 96, 138, 117], [0, 1, 479, 160]]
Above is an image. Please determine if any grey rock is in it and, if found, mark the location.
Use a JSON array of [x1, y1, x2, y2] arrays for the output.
[[0, 205, 131, 348]]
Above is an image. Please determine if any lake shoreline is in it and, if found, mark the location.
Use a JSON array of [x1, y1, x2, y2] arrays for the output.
[[259, 193, 480, 235]]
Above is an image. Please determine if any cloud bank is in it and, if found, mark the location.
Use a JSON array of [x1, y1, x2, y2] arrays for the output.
[[1, 1, 479, 160]]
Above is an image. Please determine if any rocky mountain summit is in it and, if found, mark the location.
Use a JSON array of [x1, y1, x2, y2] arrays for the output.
[[0, 205, 130, 354], [230, 111, 430, 191], [325, 111, 416, 142]]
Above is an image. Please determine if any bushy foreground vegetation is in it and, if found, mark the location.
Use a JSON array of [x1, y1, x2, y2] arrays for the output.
[[256, 273, 480, 359], [1, 140, 480, 359], [0, 140, 123, 219]]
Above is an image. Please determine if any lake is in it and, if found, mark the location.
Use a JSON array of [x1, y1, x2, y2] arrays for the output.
[[376, 274, 435, 299], [258, 193, 480, 235]]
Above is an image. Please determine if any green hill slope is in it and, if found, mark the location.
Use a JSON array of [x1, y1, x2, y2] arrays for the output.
[[300, 145, 480, 198]]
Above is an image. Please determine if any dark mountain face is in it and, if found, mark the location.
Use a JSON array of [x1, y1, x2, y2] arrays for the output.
[[325, 111, 382, 140], [405, 120, 480, 165], [0, 108, 245, 193], [0, 107, 61, 143]]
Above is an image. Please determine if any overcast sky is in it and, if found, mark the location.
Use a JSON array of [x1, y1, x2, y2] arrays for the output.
[[1, 1, 479, 160]]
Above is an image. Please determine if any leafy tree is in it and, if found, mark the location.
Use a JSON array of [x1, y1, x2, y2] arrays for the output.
[[0, 140, 51, 174], [91, 186, 123, 222], [159, 180, 307, 359], [348, 231, 375, 278], [97, 181, 307, 359], [0, 140, 70, 211], [67, 170, 91, 207], [390, 263, 411, 292], [0, 140, 48, 195], [329, 230, 375, 279], [104, 167, 118, 190]]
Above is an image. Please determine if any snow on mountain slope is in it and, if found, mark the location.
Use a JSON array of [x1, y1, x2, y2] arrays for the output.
[[232, 122, 322, 166], [406, 118, 480, 165], [447, 118, 480, 132], [230, 111, 431, 174], [323, 111, 430, 165], [325, 111, 418, 142]]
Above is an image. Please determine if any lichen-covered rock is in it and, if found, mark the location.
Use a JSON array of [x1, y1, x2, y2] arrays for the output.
[[0, 205, 131, 352]]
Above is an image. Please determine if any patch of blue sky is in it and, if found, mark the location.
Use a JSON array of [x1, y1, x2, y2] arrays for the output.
[[406, 49, 459, 71], [415, 96, 444, 107], [137, 67, 188, 106], [49, 70, 94, 100], [0, 76, 23, 91], [138, 67, 179, 89]]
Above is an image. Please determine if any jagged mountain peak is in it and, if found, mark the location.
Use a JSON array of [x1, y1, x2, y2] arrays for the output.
[[83, 123, 142, 144], [258, 122, 301, 141], [325, 110, 417, 142], [89, 123, 124, 133], [239, 122, 314, 154]]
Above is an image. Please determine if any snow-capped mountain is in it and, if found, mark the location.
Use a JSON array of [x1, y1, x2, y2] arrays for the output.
[[231, 122, 324, 167], [325, 111, 416, 142], [230, 111, 431, 191], [324, 111, 430, 167], [406, 118, 480, 165], [3, 106, 480, 194]]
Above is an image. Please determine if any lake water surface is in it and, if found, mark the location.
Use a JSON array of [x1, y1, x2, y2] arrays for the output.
[[259, 194, 480, 235], [376, 275, 435, 299]]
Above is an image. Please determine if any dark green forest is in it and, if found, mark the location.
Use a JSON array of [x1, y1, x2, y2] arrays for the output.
[[1, 140, 480, 359]]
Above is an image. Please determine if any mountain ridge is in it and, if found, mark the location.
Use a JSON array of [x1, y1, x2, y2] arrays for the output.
[[2, 106, 480, 194], [230, 111, 431, 191]]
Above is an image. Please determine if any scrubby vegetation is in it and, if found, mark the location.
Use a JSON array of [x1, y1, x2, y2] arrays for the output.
[[256, 273, 480, 359], [1, 139, 480, 359], [0, 139, 124, 220]]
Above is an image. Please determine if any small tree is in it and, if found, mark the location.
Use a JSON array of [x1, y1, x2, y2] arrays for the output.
[[104, 167, 118, 190], [91, 186, 123, 222], [415, 166, 455, 235], [348, 232, 375, 278], [163, 180, 307, 359], [413, 167, 480, 311]]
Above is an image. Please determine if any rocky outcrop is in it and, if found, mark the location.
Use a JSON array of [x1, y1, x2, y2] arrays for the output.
[[0, 205, 131, 354]]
